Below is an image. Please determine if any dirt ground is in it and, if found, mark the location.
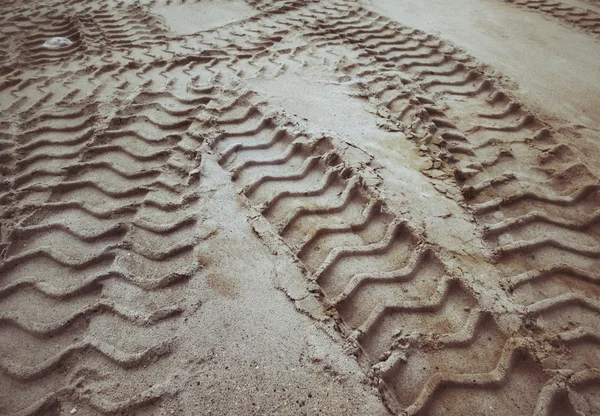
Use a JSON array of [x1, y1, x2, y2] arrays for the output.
[[1, 0, 599, 415]]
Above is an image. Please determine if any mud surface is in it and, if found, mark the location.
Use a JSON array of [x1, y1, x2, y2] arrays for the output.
[[1, 0, 599, 415]]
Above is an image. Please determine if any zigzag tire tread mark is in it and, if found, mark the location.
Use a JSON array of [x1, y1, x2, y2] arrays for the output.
[[197, 88, 558, 415], [195, 2, 600, 414], [506, 0, 600, 35], [2, 0, 598, 414], [260, 4, 600, 395], [0, 75, 208, 415]]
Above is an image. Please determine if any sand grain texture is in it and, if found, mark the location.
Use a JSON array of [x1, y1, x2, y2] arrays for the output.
[[1, 0, 599, 415]]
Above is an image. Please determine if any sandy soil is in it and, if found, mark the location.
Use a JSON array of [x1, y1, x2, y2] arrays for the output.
[[0, 0, 599, 415]]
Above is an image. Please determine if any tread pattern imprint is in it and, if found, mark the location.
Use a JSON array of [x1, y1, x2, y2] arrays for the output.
[[0, 0, 599, 415], [0, 0, 208, 414], [505, 0, 600, 35]]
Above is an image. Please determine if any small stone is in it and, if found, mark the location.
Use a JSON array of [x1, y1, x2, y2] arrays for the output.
[[419, 144, 429, 152], [70, 409, 77, 415], [43, 37, 73, 49]]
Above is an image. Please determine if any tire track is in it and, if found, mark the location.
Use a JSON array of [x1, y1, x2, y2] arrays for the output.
[[272, 0, 600, 350], [197, 84, 566, 415], [2, 0, 599, 414], [232, 1, 600, 413], [506, 0, 600, 35], [0, 69, 211, 414]]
